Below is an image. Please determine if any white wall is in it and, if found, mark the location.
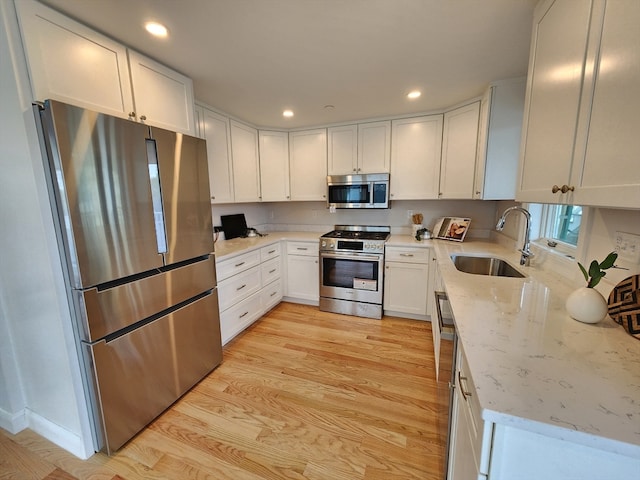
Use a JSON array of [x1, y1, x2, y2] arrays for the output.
[[0, 1, 93, 458], [212, 199, 499, 237]]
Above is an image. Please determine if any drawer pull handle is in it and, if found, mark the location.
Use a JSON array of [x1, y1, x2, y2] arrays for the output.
[[400, 253, 414, 257], [269, 269, 277, 274], [296, 247, 308, 251], [239, 311, 249, 319], [458, 371, 472, 401], [270, 291, 277, 297], [268, 249, 276, 254], [235, 261, 246, 267], [236, 284, 246, 291]]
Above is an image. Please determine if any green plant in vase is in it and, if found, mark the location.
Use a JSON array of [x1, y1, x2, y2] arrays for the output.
[[578, 251, 618, 288], [567, 251, 617, 324]]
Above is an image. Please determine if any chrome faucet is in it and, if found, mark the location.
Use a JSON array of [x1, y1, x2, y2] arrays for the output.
[[496, 206, 534, 266]]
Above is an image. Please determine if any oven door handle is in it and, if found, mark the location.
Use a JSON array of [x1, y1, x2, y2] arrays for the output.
[[320, 252, 382, 262]]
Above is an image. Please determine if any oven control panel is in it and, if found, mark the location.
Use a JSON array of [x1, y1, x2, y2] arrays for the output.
[[320, 239, 385, 254]]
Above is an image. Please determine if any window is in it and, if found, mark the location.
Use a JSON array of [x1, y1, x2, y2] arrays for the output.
[[530, 203, 582, 254], [544, 204, 582, 246]]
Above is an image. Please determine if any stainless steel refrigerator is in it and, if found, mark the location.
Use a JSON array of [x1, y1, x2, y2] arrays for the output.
[[34, 99, 222, 454]]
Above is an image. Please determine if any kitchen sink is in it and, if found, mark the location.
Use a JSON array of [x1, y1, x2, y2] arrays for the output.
[[450, 254, 526, 278]]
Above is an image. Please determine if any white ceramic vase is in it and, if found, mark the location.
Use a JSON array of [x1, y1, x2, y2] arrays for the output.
[[412, 224, 423, 241], [565, 287, 608, 324]]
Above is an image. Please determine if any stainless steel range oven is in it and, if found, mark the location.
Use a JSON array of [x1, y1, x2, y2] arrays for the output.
[[319, 225, 390, 319]]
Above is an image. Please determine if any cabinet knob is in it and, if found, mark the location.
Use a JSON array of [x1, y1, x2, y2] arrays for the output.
[[128, 111, 136, 119], [552, 185, 561, 193], [139, 115, 147, 122], [475, 191, 481, 195], [211, 196, 215, 200], [353, 168, 357, 172], [286, 195, 290, 199], [561, 184, 575, 193]]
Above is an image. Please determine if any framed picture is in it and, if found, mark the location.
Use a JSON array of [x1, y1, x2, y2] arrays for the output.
[[434, 217, 471, 242]]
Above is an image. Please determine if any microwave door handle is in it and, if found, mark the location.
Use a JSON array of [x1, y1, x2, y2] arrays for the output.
[[369, 183, 374, 205]]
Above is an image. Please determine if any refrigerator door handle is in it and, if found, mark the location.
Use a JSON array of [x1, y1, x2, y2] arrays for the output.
[[145, 139, 168, 255]]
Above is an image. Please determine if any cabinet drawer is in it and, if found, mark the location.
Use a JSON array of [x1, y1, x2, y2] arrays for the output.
[[458, 348, 484, 465], [385, 246, 430, 263], [287, 241, 319, 256], [261, 279, 282, 313], [218, 266, 261, 312], [216, 249, 261, 281], [220, 291, 262, 345], [261, 257, 281, 286], [260, 242, 281, 262]]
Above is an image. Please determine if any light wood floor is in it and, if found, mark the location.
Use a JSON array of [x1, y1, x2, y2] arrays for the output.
[[0, 302, 445, 479]]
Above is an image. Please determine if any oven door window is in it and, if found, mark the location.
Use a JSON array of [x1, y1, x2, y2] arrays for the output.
[[328, 184, 370, 204], [322, 257, 378, 290]]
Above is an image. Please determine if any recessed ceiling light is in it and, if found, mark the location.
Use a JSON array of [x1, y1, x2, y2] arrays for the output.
[[283, 110, 294, 118], [145, 21, 168, 38], [407, 90, 421, 99]]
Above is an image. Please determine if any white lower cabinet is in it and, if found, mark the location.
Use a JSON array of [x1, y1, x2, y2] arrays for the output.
[[448, 343, 640, 480], [285, 241, 319, 304], [383, 246, 431, 318], [216, 242, 282, 345]]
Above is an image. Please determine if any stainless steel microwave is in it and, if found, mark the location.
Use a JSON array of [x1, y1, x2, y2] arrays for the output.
[[327, 173, 390, 209]]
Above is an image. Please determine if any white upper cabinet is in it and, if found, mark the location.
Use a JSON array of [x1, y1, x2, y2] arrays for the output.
[[439, 102, 480, 199], [517, 0, 640, 208], [127, 51, 196, 135], [259, 130, 290, 202], [390, 115, 444, 200], [357, 121, 391, 174], [16, 0, 196, 135], [327, 121, 391, 175], [230, 120, 261, 203], [16, 0, 134, 118], [327, 125, 358, 174], [474, 78, 526, 200], [572, 0, 640, 208], [289, 129, 328, 201], [517, 0, 591, 204], [196, 105, 234, 203]]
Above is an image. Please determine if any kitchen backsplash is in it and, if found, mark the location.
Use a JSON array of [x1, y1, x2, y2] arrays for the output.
[[211, 199, 500, 238]]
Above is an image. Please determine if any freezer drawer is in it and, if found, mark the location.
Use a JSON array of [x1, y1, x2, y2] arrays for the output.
[[89, 290, 222, 454], [78, 255, 216, 342]]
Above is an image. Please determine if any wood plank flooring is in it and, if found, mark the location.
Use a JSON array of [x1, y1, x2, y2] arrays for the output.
[[0, 302, 445, 479]]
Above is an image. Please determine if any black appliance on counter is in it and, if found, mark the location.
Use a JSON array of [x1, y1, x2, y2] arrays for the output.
[[319, 225, 390, 319]]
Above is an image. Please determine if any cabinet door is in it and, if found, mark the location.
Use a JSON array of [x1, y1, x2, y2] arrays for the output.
[[383, 261, 429, 316], [327, 125, 358, 175], [475, 78, 526, 200], [390, 115, 443, 200], [199, 107, 234, 203], [289, 129, 328, 201], [517, 0, 592, 203], [128, 50, 196, 136], [15, 0, 134, 118], [358, 121, 391, 174], [259, 130, 290, 202], [448, 387, 480, 480], [575, 0, 640, 209], [440, 102, 480, 199], [286, 255, 319, 302], [230, 121, 261, 202]]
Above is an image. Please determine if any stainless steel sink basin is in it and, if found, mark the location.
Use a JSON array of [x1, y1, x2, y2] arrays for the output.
[[450, 254, 526, 278]]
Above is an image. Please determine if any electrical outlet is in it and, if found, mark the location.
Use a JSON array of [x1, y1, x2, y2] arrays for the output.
[[614, 231, 640, 264]]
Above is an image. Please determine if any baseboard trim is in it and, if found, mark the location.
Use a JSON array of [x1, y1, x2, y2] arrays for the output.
[[26, 409, 93, 459], [0, 406, 27, 434]]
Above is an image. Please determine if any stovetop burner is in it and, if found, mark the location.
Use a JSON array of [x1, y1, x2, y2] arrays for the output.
[[320, 225, 390, 254], [322, 230, 389, 241]]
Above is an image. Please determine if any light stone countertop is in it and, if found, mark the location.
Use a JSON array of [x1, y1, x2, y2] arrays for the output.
[[432, 240, 640, 459], [213, 231, 321, 261]]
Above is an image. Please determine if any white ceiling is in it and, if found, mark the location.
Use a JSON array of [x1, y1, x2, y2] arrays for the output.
[[40, 0, 537, 129]]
